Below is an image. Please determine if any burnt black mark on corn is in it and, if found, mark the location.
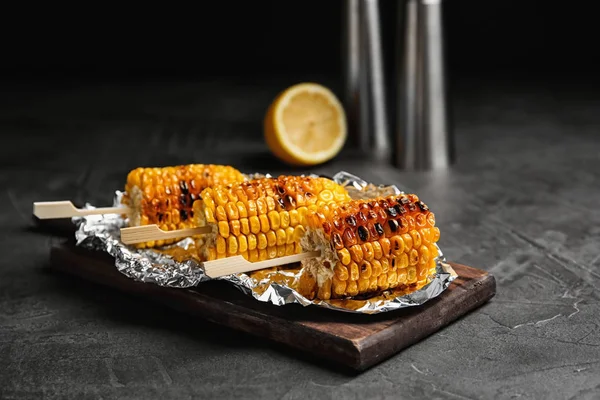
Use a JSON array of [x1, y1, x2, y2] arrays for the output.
[[357, 226, 369, 242]]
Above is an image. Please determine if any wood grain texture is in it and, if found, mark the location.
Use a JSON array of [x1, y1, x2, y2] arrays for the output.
[[49, 243, 495, 371]]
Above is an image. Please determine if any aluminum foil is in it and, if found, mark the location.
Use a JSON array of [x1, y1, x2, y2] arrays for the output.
[[73, 171, 456, 314]]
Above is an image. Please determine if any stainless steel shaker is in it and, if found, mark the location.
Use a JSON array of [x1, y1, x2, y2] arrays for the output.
[[342, 0, 391, 162], [395, 0, 454, 170]]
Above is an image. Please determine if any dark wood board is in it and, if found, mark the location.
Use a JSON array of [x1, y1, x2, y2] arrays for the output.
[[49, 242, 496, 371]]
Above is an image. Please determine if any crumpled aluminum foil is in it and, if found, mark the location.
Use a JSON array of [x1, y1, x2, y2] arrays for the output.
[[73, 171, 456, 314]]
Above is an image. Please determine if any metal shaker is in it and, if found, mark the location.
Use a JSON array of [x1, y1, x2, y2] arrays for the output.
[[395, 0, 454, 170], [342, 0, 391, 162]]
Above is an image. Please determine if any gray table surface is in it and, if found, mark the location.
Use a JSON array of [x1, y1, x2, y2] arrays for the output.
[[1, 79, 599, 399]]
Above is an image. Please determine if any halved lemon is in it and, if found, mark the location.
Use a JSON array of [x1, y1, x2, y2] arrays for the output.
[[264, 83, 347, 166]]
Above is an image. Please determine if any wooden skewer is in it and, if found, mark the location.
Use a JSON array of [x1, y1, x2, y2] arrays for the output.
[[33, 201, 129, 219], [120, 224, 212, 245], [202, 250, 321, 278]]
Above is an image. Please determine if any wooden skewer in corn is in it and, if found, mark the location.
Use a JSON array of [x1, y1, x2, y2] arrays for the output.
[[33, 201, 129, 219]]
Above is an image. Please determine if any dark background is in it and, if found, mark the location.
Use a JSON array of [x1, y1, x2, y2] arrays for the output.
[[1, 0, 597, 83]]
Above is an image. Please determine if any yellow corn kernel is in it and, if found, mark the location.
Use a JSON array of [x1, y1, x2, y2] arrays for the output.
[[388, 270, 398, 284], [238, 235, 248, 253], [204, 208, 216, 224], [216, 236, 227, 254], [378, 273, 389, 290], [238, 251, 249, 261], [259, 248, 268, 260], [358, 278, 369, 293], [332, 276, 347, 297], [259, 215, 270, 233], [380, 238, 391, 257], [297, 206, 308, 225], [421, 228, 431, 244], [362, 242, 374, 261], [410, 230, 422, 249], [399, 253, 409, 269], [218, 221, 230, 238], [285, 226, 295, 244], [289, 210, 300, 226], [267, 246, 278, 259], [249, 216, 261, 234], [229, 220, 241, 236], [247, 233, 257, 250], [266, 231, 277, 247], [207, 247, 217, 261], [407, 267, 417, 283], [256, 198, 268, 214], [267, 211, 280, 230], [285, 243, 295, 255], [247, 200, 257, 216], [226, 190, 238, 203], [318, 189, 334, 203], [225, 203, 239, 220], [402, 233, 413, 251], [266, 197, 276, 212], [227, 236, 238, 255], [371, 259, 383, 277], [432, 227, 440, 242], [276, 229, 286, 246], [372, 241, 383, 260], [349, 262, 360, 281], [408, 248, 419, 266], [215, 190, 228, 206], [215, 206, 227, 221], [346, 280, 359, 296], [277, 245, 286, 257], [390, 235, 404, 255], [202, 193, 215, 211], [359, 260, 372, 279], [240, 218, 250, 235], [248, 248, 259, 262], [280, 211, 290, 228], [257, 233, 268, 250], [380, 257, 390, 273], [349, 244, 364, 263], [337, 249, 351, 265], [236, 201, 248, 218], [397, 268, 407, 284], [420, 245, 430, 264], [293, 225, 305, 242], [334, 264, 349, 281]]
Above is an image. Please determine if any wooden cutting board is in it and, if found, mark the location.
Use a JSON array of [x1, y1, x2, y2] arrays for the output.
[[49, 242, 496, 371]]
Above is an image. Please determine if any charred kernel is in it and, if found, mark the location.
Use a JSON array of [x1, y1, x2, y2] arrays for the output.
[[388, 219, 400, 232], [374, 222, 385, 236], [367, 210, 378, 220], [343, 228, 358, 247], [394, 204, 407, 214], [179, 180, 189, 194], [400, 196, 410, 204], [345, 215, 357, 227], [357, 211, 368, 224], [386, 207, 398, 217], [322, 221, 333, 234], [333, 218, 344, 231], [180, 209, 188, 220], [418, 201, 429, 211], [332, 232, 344, 249], [357, 225, 370, 242], [408, 203, 417, 212], [179, 194, 188, 206], [276, 185, 285, 194], [377, 208, 388, 223], [305, 191, 314, 198], [286, 194, 296, 208], [363, 223, 375, 239], [276, 197, 286, 209]]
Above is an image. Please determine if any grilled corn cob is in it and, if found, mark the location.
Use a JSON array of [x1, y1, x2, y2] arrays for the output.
[[121, 164, 246, 248], [193, 175, 352, 261], [298, 193, 440, 300]]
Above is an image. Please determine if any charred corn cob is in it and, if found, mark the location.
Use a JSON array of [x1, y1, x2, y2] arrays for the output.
[[193, 175, 352, 261], [298, 193, 440, 300], [121, 164, 246, 247]]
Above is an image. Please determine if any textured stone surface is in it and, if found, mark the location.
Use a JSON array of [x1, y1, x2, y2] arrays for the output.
[[1, 80, 599, 399]]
